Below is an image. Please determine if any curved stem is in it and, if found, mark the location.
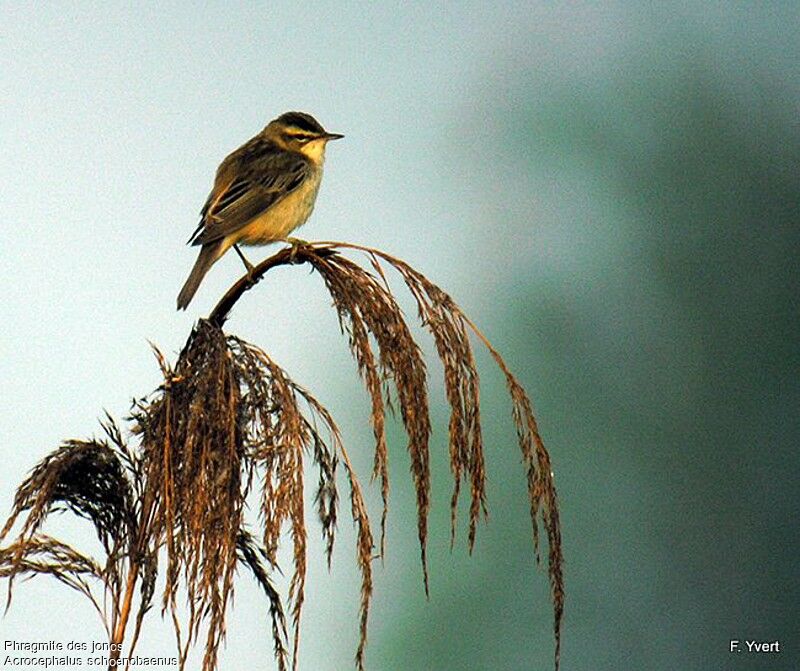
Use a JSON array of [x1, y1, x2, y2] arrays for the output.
[[207, 243, 337, 327]]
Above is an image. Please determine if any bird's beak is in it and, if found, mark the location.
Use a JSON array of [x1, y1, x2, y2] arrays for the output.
[[324, 132, 344, 141]]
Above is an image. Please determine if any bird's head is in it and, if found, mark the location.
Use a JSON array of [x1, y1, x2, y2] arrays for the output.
[[264, 111, 344, 162]]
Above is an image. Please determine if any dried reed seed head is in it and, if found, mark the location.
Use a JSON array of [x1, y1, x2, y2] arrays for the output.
[[0, 241, 563, 671], [308, 252, 433, 593], [139, 321, 250, 670], [0, 435, 137, 555]]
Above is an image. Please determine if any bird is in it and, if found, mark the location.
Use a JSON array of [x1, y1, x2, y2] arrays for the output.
[[176, 111, 343, 310]]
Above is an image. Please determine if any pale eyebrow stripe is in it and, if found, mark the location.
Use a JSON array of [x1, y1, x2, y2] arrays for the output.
[[285, 128, 319, 139]]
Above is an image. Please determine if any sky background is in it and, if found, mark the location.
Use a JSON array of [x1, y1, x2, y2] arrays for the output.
[[1, 2, 798, 670]]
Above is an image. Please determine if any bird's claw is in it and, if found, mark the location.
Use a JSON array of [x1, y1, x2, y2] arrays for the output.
[[286, 237, 309, 264]]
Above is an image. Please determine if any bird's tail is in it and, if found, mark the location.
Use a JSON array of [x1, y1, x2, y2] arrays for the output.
[[176, 243, 221, 310]]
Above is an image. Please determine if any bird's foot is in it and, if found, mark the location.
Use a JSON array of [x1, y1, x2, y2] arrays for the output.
[[286, 237, 309, 264]]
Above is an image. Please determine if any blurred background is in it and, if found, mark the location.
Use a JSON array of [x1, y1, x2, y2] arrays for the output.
[[1, 3, 797, 670]]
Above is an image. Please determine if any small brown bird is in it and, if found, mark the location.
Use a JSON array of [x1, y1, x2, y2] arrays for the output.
[[177, 111, 343, 310]]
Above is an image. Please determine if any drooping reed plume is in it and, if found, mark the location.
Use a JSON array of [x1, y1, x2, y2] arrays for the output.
[[0, 241, 564, 671]]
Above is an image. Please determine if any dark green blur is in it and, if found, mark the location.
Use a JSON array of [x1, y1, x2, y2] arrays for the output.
[[372, 24, 799, 671]]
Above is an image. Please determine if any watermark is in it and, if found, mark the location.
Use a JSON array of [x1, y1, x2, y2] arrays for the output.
[[2, 640, 177, 667], [729, 639, 781, 654]]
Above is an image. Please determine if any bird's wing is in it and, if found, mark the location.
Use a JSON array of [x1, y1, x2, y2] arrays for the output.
[[190, 142, 310, 246]]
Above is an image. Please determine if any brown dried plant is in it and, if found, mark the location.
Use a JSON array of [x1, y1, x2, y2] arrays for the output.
[[0, 241, 564, 671]]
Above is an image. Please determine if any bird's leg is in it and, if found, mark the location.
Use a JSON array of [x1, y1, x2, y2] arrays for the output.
[[233, 244, 256, 279]]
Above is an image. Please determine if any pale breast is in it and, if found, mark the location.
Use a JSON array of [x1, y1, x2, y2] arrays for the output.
[[235, 168, 322, 246]]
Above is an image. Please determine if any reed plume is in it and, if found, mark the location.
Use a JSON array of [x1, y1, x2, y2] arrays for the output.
[[1, 241, 564, 671]]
